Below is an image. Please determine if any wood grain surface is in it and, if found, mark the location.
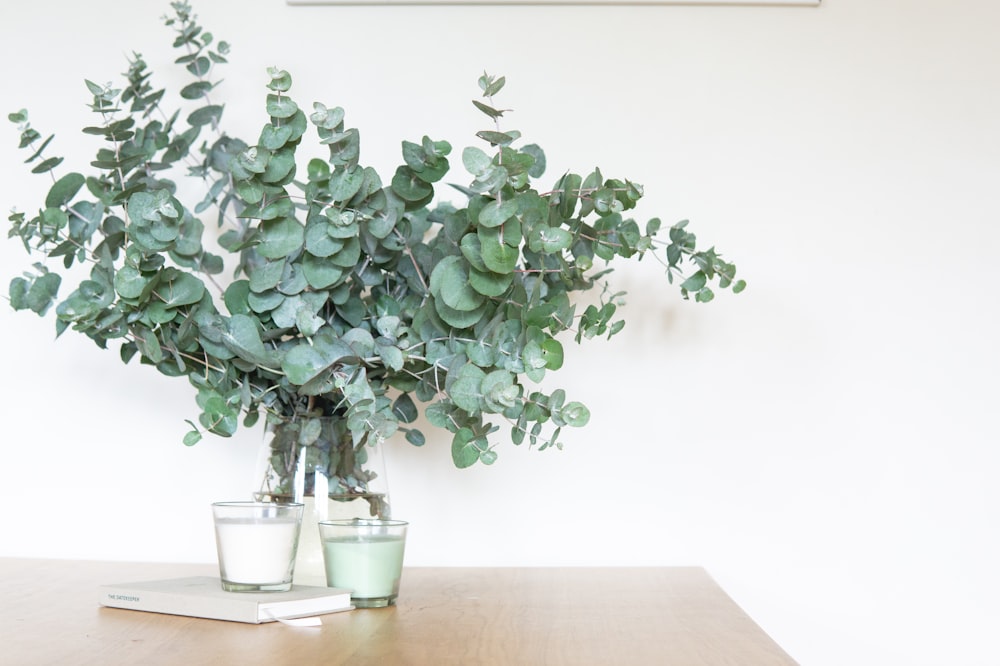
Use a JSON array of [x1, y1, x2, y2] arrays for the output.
[[0, 558, 798, 665]]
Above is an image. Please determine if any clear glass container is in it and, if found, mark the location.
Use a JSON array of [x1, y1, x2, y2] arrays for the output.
[[211, 501, 304, 592], [319, 518, 408, 607], [254, 417, 391, 586]]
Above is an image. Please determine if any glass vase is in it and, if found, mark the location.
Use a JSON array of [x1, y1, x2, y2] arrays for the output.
[[253, 416, 391, 587]]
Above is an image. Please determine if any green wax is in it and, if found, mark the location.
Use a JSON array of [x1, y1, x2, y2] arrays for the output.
[[322, 535, 405, 599]]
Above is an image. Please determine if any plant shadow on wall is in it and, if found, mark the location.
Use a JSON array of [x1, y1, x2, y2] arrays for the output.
[[5, 1, 745, 508]]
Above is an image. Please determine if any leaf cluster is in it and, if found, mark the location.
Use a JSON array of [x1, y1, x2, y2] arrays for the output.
[[5, 2, 745, 474]]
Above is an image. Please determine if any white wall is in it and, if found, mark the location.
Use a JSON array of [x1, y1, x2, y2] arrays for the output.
[[2, 1, 998, 664]]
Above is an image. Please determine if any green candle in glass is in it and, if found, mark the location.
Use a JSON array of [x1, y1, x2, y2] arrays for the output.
[[319, 519, 408, 607]]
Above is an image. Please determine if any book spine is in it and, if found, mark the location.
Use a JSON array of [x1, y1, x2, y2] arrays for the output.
[[97, 586, 261, 623]]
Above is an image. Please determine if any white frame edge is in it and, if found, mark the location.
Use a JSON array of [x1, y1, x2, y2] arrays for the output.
[[288, 0, 820, 5]]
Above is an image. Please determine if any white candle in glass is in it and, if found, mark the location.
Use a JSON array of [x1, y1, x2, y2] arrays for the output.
[[211, 501, 304, 592]]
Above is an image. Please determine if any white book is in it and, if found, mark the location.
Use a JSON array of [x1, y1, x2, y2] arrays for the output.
[[98, 576, 353, 624]]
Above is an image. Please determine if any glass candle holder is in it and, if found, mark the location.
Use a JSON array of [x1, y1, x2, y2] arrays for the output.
[[319, 518, 408, 608], [212, 501, 304, 592]]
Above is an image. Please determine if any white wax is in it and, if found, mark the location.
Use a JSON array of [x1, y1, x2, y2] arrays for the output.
[[215, 517, 299, 585]]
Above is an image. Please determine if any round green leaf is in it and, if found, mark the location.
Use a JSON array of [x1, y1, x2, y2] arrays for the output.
[[266, 94, 298, 119], [478, 232, 518, 274], [391, 166, 433, 202], [45, 172, 85, 208], [695, 288, 715, 303], [593, 188, 624, 216], [56, 282, 109, 320], [342, 327, 376, 358], [10, 273, 60, 315], [530, 225, 573, 254], [258, 196, 295, 221], [187, 104, 222, 127], [310, 103, 345, 130], [681, 271, 707, 293], [267, 68, 293, 92], [392, 393, 419, 423], [462, 146, 492, 175], [150, 213, 181, 244], [113, 265, 150, 300], [223, 280, 251, 315], [324, 209, 359, 239], [307, 158, 331, 182], [541, 337, 564, 370], [259, 124, 293, 150], [429, 256, 484, 312], [425, 402, 454, 430], [157, 272, 206, 308], [522, 144, 546, 178], [451, 428, 481, 469], [328, 236, 361, 268], [248, 259, 285, 292], [257, 217, 304, 259], [146, 301, 176, 325], [450, 365, 485, 413], [236, 147, 270, 175], [523, 340, 547, 372], [466, 339, 497, 368], [329, 165, 365, 201], [304, 218, 345, 257], [39, 207, 69, 239], [276, 261, 309, 296], [459, 233, 489, 272], [482, 370, 518, 412], [236, 178, 265, 205], [434, 296, 488, 331], [281, 343, 331, 385], [365, 205, 397, 240], [302, 253, 345, 289], [271, 294, 304, 328], [248, 288, 284, 314], [561, 401, 591, 427], [221, 314, 272, 365], [376, 340, 405, 371], [478, 198, 519, 229], [469, 267, 513, 298], [261, 149, 296, 185]]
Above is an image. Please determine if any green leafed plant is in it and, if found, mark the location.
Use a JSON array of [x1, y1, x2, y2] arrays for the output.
[[5, 2, 745, 497]]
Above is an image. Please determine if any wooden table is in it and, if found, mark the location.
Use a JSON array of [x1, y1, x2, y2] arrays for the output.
[[0, 558, 797, 665]]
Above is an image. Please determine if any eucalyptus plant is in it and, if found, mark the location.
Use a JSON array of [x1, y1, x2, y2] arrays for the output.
[[6, 2, 744, 492]]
